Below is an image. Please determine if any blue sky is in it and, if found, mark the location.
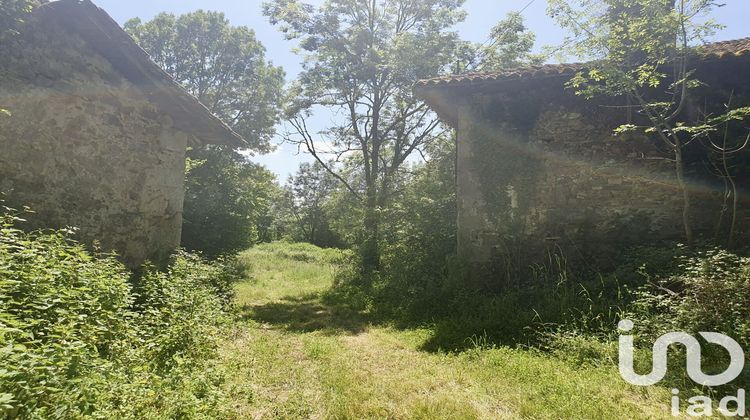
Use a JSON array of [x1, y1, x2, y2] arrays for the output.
[[95, 0, 750, 181]]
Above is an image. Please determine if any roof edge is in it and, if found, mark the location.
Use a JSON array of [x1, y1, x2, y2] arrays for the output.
[[416, 37, 750, 89], [35, 0, 248, 148]]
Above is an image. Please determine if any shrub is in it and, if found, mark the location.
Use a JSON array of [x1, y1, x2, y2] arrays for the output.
[[181, 147, 279, 257], [628, 247, 750, 349], [0, 207, 236, 418], [0, 209, 133, 417], [133, 252, 235, 373], [538, 245, 750, 390]]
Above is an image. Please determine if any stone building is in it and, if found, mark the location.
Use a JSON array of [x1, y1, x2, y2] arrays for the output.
[[0, 0, 246, 267], [416, 39, 750, 287]]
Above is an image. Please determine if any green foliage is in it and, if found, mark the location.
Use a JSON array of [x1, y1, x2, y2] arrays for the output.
[[265, 0, 466, 270], [0, 209, 133, 417], [0, 207, 237, 418], [327, 139, 613, 350], [274, 162, 344, 248], [125, 11, 284, 257], [539, 245, 750, 391], [457, 11, 543, 72], [547, 0, 720, 98], [124, 10, 284, 153], [0, 0, 34, 116], [133, 252, 235, 373], [182, 147, 279, 256], [326, 137, 605, 349], [629, 248, 750, 349], [0, 0, 34, 41], [546, 0, 742, 246], [229, 241, 671, 418]]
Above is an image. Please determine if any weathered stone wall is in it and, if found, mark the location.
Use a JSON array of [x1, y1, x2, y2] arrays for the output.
[[0, 18, 189, 267], [456, 77, 750, 287]]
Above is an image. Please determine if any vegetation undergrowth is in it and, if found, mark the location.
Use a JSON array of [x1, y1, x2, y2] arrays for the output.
[[221, 241, 674, 418], [0, 207, 238, 418], [330, 236, 750, 396]]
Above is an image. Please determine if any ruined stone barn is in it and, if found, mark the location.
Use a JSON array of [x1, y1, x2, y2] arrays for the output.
[[416, 39, 750, 285], [0, 0, 246, 267]]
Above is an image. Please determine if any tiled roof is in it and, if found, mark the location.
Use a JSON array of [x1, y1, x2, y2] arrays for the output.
[[416, 37, 750, 88], [699, 37, 750, 58]]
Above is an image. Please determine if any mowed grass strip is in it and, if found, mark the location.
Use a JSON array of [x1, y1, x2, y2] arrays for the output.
[[220, 242, 674, 419]]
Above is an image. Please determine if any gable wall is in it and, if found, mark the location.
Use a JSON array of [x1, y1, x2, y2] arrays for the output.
[[0, 18, 189, 267], [455, 70, 750, 288]]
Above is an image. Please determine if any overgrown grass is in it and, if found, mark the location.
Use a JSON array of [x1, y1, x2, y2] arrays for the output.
[[234, 242, 348, 302], [221, 241, 675, 418]]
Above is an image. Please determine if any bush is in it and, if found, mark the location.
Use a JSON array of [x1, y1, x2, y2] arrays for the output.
[[181, 147, 278, 257], [0, 208, 237, 418], [0, 209, 134, 417], [133, 252, 234, 373], [536, 244, 750, 391], [628, 247, 750, 349]]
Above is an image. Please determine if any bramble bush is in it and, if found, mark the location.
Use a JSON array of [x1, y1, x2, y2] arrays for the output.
[[0, 207, 238, 418]]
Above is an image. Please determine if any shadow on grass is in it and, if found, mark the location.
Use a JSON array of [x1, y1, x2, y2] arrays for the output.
[[238, 292, 371, 335], [236, 284, 541, 354]]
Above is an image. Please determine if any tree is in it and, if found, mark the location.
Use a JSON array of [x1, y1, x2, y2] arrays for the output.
[[381, 134, 457, 268], [456, 11, 543, 73], [701, 100, 750, 247], [1, 0, 33, 40], [181, 151, 278, 256], [547, 0, 749, 246], [264, 0, 465, 272], [280, 162, 342, 247], [125, 11, 285, 255], [125, 11, 284, 152]]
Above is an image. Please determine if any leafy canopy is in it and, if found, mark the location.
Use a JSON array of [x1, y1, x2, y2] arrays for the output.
[[456, 11, 543, 73], [546, 0, 745, 246], [182, 148, 279, 256], [0, 0, 34, 41], [547, 0, 721, 99], [125, 11, 284, 153], [276, 162, 343, 247], [265, 0, 465, 192]]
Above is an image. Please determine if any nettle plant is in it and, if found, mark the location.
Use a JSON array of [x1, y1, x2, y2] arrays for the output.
[[548, 0, 750, 247], [0, 205, 236, 418]]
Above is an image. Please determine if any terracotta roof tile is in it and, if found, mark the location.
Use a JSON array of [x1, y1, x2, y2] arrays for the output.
[[698, 37, 750, 58], [416, 37, 750, 88]]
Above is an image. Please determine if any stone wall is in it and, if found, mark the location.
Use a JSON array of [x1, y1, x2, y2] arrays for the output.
[[455, 77, 750, 288], [0, 18, 189, 267]]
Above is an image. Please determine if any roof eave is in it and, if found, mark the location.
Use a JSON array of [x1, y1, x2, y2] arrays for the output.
[[36, 0, 248, 148]]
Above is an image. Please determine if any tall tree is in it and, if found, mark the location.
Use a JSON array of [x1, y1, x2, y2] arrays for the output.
[[547, 0, 748, 246], [264, 0, 465, 272], [125, 11, 284, 152], [125, 11, 285, 255]]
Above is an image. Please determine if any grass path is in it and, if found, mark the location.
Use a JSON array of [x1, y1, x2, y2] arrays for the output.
[[218, 243, 676, 419]]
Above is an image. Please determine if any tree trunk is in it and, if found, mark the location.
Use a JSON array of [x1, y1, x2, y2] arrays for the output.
[[361, 185, 380, 273], [674, 143, 694, 246]]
